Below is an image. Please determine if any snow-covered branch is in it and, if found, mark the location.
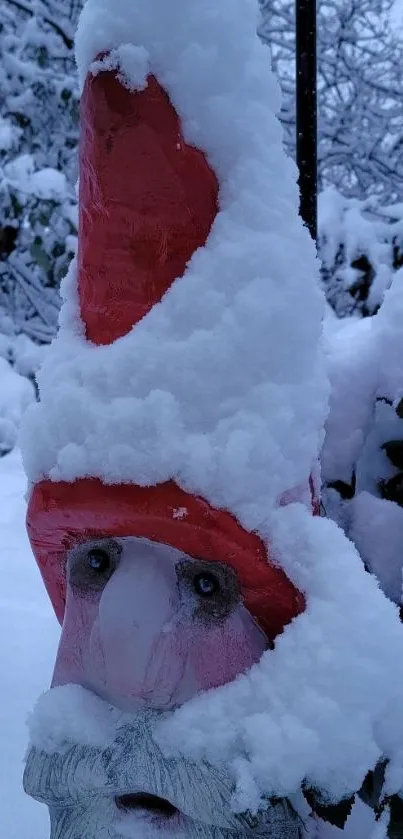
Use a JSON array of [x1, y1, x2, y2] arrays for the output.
[[3, 0, 75, 48], [259, 0, 403, 202]]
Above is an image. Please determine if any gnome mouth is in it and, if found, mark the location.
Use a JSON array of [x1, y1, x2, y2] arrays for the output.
[[116, 792, 178, 819]]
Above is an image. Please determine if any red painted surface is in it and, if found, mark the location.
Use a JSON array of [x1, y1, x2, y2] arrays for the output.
[[78, 70, 218, 345]]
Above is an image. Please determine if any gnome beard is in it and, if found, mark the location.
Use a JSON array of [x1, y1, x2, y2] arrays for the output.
[[52, 537, 269, 710], [24, 694, 302, 839]]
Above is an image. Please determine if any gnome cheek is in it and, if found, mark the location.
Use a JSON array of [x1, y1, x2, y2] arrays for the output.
[[192, 609, 268, 691]]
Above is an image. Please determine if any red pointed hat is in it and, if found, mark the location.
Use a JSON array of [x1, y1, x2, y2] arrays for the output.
[[27, 64, 311, 640]]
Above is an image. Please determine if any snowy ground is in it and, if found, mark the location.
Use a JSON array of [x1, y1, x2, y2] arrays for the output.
[[0, 448, 59, 839]]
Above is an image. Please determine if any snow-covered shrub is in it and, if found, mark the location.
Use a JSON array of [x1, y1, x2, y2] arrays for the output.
[[0, 327, 36, 456], [0, 303, 48, 454], [319, 188, 403, 318], [322, 268, 403, 607], [0, 0, 80, 343]]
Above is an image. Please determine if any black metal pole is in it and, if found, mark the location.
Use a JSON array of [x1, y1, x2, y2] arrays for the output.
[[296, 0, 317, 242]]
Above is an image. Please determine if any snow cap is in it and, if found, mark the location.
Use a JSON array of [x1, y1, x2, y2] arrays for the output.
[[22, 0, 327, 640], [25, 61, 310, 639]]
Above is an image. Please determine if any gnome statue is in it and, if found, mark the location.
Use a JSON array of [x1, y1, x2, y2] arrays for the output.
[[20, 0, 403, 838], [22, 44, 310, 839]]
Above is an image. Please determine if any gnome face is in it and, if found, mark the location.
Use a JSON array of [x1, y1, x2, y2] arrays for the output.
[[52, 537, 268, 710]]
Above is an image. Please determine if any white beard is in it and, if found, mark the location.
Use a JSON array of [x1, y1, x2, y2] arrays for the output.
[[24, 699, 302, 839]]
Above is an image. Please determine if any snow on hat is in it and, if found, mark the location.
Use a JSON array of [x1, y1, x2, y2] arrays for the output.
[[20, 0, 403, 815], [22, 35, 321, 639]]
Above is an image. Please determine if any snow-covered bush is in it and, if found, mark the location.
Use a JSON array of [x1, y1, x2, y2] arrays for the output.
[[0, 325, 37, 456], [0, 303, 48, 456], [319, 188, 403, 318], [0, 0, 80, 343], [322, 268, 403, 608]]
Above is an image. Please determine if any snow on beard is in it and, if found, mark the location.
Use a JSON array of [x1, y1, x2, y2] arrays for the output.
[[25, 687, 301, 839], [52, 537, 268, 709]]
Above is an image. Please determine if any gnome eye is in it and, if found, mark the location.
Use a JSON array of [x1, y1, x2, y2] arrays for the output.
[[177, 558, 240, 622], [87, 548, 111, 573], [193, 571, 219, 598], [68, 538, 122, 593]]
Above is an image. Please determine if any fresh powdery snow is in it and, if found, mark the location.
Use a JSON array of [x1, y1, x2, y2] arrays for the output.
[[23, 0, 328, 513], [0, 449, 58, 839], [4, 153, 69, 202], [323, 268, 403, 605], [0, 354, 35, 456], [17, 0, 403, 822], [319, 187, 397, 315]]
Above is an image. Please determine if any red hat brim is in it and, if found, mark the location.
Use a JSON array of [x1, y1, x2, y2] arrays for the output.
[[27, 478, 305, 640]]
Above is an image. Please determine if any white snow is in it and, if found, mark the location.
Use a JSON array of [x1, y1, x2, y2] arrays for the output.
[[0, 449, 58, 839], [11, 333, 48, 380], [23, 0, 327, 524], [323, 268, 403, 604], [18, 0, 403, 814], [319, 187, 401, 314], [0, 356, 35, 455], [0, 115, 18, 151], [90, 44, 150, 90], [391, 0, 403, 31], [30, 168, 68, 202], [3, 153, 68, 202], [350, 492, 403, 604], [28, 684, 120, 754], [374, 267, 403, 403], [322, 313, 376, 485]]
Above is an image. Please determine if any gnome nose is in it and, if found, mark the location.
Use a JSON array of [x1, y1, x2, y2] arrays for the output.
[[95, 545, 179, 692], [67, 538, 200, 710]]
